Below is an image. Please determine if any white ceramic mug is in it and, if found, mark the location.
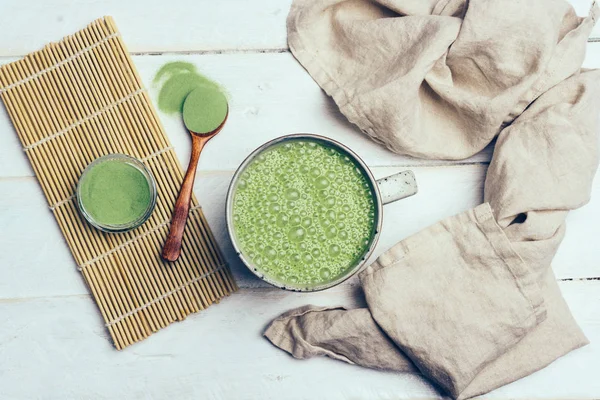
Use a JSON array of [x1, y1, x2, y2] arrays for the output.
[[226, 133, 418, 291]]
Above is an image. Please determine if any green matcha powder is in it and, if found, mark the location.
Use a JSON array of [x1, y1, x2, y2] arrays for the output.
[[79, 159, 152, 226], [154, 61, 228, 133]]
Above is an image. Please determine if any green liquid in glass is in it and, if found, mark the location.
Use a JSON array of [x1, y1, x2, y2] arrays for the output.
[[232, 139, 376, 289]]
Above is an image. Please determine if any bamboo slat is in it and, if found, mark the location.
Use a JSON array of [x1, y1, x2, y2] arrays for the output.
[[0, 16, 237, 350]]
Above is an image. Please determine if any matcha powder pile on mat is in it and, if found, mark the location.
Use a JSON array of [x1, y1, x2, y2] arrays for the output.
[[153, 61, 228, 121]]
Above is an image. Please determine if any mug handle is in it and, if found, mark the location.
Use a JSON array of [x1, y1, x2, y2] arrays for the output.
[[377, 170, 418, 205]]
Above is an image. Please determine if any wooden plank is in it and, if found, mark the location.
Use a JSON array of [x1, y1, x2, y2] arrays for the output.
[[0, 0, 597, 57], [1, 164, 598, 300], [0, 280, 598, 399], [0, 52, 494, 179], [2, 42, 600, 178], [0, 0, 290, 57]]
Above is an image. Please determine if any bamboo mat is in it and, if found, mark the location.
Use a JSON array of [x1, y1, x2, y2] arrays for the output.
[[0, 16, 237, 349]]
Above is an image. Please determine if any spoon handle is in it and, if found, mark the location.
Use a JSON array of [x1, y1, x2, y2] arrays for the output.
[[162, 134, 207, 262]]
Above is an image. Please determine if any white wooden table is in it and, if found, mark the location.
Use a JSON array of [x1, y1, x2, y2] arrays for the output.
[[1, 1, 599, 399]]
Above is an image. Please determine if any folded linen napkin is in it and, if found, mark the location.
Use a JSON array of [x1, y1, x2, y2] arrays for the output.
[[264, 0, 600, 398]]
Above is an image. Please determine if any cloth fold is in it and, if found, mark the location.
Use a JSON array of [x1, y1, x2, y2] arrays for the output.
[[265, 0, 600, 398]]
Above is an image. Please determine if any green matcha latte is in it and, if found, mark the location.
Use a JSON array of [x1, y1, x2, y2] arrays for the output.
[[231, 138, 377, 289]]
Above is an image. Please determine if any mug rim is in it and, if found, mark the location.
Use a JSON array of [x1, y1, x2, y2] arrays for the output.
[[225, 133, 383, 292]]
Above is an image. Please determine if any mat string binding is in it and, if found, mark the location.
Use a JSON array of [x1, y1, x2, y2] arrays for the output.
[[104, 263, 227, 328], [48, 146, 175, 210], [23, 87, 146, 152], [0, 32, 120, 95], [77, 204, 203, 271]]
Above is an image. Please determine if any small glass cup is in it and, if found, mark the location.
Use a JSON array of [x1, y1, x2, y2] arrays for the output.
[[76, 154, 157, 233]]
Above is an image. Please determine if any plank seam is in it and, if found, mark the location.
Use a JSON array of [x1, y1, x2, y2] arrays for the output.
[[131, 47, 289, 56], [2, 39, 600, 59]]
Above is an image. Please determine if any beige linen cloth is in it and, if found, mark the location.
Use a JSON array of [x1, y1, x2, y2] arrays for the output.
[[264, 0, 600, 398]]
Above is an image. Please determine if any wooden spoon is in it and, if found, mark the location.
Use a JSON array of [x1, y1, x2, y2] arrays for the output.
[[162, 88, 229, 262]]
